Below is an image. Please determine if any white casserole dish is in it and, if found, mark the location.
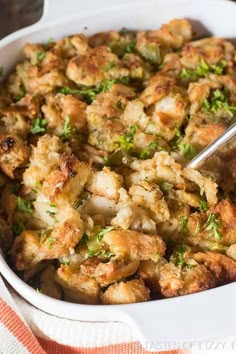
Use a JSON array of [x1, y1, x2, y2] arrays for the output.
[[1, 0, 236, 350]]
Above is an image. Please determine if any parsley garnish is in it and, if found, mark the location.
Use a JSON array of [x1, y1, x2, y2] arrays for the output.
[[104, 61, 117, 72], [198, 200, 209, 212], [125, 41, 136, 53], [159, 182, 173, 193], [45, 37, 54, 45], [173, 245, 194, 269], [60, 77, 130, 104], [35, 50, 46, 64], [73, 191, 89, 209], [0, 66, 3, 77], [30, 118, 47, 135], [12, 218, 25, 236], [96, 226, 115, 243], [180, 59, 227, 79], [118, 125, 137, 151], [180, 216, 188, 234], [17, 197, 33, 215], [202, 89, 236, 115], [61, 260, 70, 265], [47, 236, 56, 249], [14, 85, 26, 102], [87, 249, 114, 259], [178, 142, 197, 160], [203, 213, 222, 241], [61, 115, 74, 139], [140, 141, 165, 159]]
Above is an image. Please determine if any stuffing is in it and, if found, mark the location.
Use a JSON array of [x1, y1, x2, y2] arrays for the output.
[[101, 278, 150, 304], [2, 18, 236, 305], [56, 264, 100, 304]]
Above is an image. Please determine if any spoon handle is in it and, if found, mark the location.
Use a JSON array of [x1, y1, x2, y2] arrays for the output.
[[187, 121, 236, 169]]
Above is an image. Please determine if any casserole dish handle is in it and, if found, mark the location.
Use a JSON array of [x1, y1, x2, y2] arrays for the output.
[[41, 0, 138, 24]]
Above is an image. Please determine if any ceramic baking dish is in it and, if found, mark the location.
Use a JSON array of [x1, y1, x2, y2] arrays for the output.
[[1, 0, 236, 350]]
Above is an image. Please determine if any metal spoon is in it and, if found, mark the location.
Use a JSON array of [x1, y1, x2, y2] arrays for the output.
[[187, 121, 236, 169]]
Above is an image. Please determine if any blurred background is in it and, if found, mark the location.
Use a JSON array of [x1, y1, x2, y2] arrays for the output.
[[0, 0, 43, 39]]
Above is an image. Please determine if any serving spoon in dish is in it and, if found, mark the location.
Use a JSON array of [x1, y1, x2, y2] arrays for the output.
[[187, 121, 236, 169]]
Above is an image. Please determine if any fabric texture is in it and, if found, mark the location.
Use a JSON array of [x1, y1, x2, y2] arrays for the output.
[[0, 275, 188, 354]]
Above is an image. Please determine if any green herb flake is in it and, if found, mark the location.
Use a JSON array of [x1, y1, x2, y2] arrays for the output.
[[87, 249, 114, 259], [47, 236, 56, 249], [35, 50, 46, 64], [174, 245, 194, 269], [60, 77, 130, 104], [17, 196, 33, 215], [96, 226, 115, 244], [61, 115, 74, 139], [46, 37, 54, 45], [104, 61, 117, 72], [203, 212, 222, 241], [180, 216, 188, 234], [14, 85, 26, 102], [118, 125, 137, 151], [73, 191, 89, 209], [180, 59, 227, 79], [198, 200, 209, 212], [125, 41, 136, 53], [159, 182, 173, 193], [140, 141, 165, 159], [0, 66, 3, 77], [79, 233, 89, 245], [30, 118, 47, 135], [179, 142, 197, 160], [46, 210, 56, 216], [103, 156, 110, 165], [61, 260, 70, 266], [12, 218, 25, 236], [202, 89, 236, 115]]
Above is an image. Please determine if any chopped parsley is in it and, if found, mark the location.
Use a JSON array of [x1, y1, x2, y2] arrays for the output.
[[180, 216, 188, 234], [17, 197, 33, 215], [35, 50, 46, 64], [46, 210, 56, 216], [30, 118, 47, 135], [118, 125, 137, 151], [125, 41, 136, 53], [202, 89, 236, 116], [14, 85, 26, 102], [87, 249, 114, 259], [180, 59, 227, 79], [173, 245, 194, 269], [96, 226, 115, 243], [61, 260, 70, 266], [12, 218, 25, 236], [203, 212, 222, 241], [104, 61, 117, 72], [103, 156, 110, 165], [45, 37, 54, 45], [60, 77, 130, 104], [47, 236, 56, 249], [198, 200, 209, 212], [178, 142, 197, 160], [140, 141, 165, 159], [0, 66, 3, 77], [61, 115, 74, 139], [159, 182, 173, 193], [73, 191, 89, 209]]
